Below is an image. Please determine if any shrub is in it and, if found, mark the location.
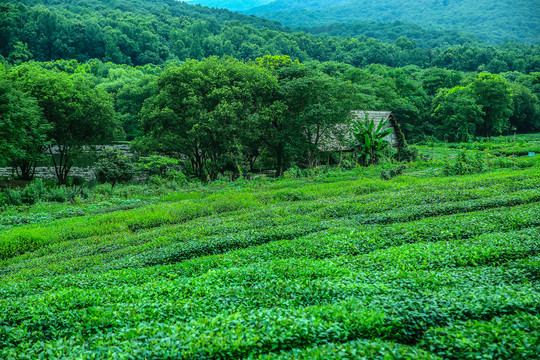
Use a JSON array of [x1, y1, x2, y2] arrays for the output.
[[148, 175, 167, 187], [20, 179, 47, 205], [395, 146, 418, 163], [94, 148, 135, 187], [381, 165, 406, 180], [166, 170, 188, 185], [136, 155, 180, 178], [441, 150, 485, 175]]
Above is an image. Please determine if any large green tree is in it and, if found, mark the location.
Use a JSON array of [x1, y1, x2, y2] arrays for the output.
[[432, 86, 484, 142], [99, 67, 158, 140], [257, 55, 361, 172], [140, 56, 278, 179], [508, 83, 540, 133], [0, 74, 47, 176], [468, 72, 514, 137], [8, 64, 117, 183]]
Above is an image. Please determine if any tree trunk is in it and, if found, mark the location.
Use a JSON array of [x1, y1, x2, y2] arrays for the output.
[[276, 142, 284, 177]]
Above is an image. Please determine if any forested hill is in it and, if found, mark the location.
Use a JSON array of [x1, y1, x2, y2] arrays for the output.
[[299, 22, 480, 50], [184, 0, 273, 12], [1, 0, 539, 74], [245, 0, 540, 45]]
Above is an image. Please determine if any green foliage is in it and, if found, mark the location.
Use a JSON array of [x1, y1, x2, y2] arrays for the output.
[[432, 86, 483, 142], [94, 148, 135, 187], [7, 64, 118, 184], [432, 72, 521, 141], [509, 82, 540, 133], [301, 21, 480, 49], [468, 72, 514, 138], [0, 179, 89, 206], [1, 1, 538, 73], [381, 165, 406, 180], [441, 150, 485, 176], [396, 145, 419, 163], [261, 57, 361, 170], [352, 116, 394, 166], [0, 73, 49, 178], [0, 165, 540, 358], [141, 57, 278, 179], [247, 0, 540, 45], [135, 155, 180, 178]]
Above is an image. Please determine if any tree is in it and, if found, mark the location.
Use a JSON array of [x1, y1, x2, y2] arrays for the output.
[[258, 55, 360, 171], [0, 73, 49, 178], [141, 56, 278, 179], [343, 65, 429, 142], [421, 67, 463, 96], [99, 67, 158, 140], [509, 83, 540, 133], [432, 86, 484, 142], [7, 41, 33, 64], [468, 72, 513, 137], [94, 147, 135, 187], [284, 71, 359, 168], [8, 64, 117, 183]]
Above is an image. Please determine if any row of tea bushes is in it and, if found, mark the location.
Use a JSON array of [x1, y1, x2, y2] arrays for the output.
[[2, 169, 539, 262], [1, 199, 539, 285], [1, 165, 539, 359]]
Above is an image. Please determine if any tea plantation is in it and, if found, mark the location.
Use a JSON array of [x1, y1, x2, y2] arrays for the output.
[[1, 163, 540, 359]]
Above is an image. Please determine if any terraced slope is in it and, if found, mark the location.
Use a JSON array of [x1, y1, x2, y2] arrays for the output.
[[1, 168, 540, 358]]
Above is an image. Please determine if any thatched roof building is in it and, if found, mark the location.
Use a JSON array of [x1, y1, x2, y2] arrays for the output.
[[318, 111, 402, 152]]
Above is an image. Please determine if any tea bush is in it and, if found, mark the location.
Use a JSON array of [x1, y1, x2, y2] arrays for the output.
[[441, 150, 485, 175], [0, 163, 539, 359]]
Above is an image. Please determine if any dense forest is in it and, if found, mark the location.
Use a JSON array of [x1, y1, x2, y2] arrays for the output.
[[1, 0, 540, 181], [1, 0, 539, 72], [187, 0, 273, 11], [245, 0, 540, 45], [298, 22, 480, 49], [2, 55, 539, 180]]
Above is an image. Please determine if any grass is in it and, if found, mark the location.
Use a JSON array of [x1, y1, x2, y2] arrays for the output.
[[0, 152, 539, 359]]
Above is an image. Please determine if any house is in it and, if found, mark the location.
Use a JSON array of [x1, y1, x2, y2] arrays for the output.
[[317, 111, 403, 152]]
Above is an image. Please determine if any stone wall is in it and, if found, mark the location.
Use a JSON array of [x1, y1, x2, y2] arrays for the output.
[[0, 167, 96, 181], [0, 144, 131, 181]]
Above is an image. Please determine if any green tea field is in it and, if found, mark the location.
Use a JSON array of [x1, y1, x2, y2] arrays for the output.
[[1, 163, 540, 359]]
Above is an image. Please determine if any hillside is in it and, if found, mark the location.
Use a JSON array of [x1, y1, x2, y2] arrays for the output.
[[2, 0, 538, 73], [246, 0, 540, 45], [2, 159, 540, 358], [299, 21, 480, 49], [185, 0, 273, 11]]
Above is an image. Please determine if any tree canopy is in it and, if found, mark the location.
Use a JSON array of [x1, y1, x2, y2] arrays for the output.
[[6, 64, 118, 183], [245, 0, 540, 45]]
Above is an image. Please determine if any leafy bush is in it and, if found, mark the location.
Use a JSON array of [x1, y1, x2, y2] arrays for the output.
[[136, 155, 180, 178], [94, 148, 135, 187], [148, 175, 168, 187], [381, 165, 406, 180], [166, 170, 188, 185], [352, 116, 394, 166], [441, 150, 485, 175], [0, 180, 88, 206]]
